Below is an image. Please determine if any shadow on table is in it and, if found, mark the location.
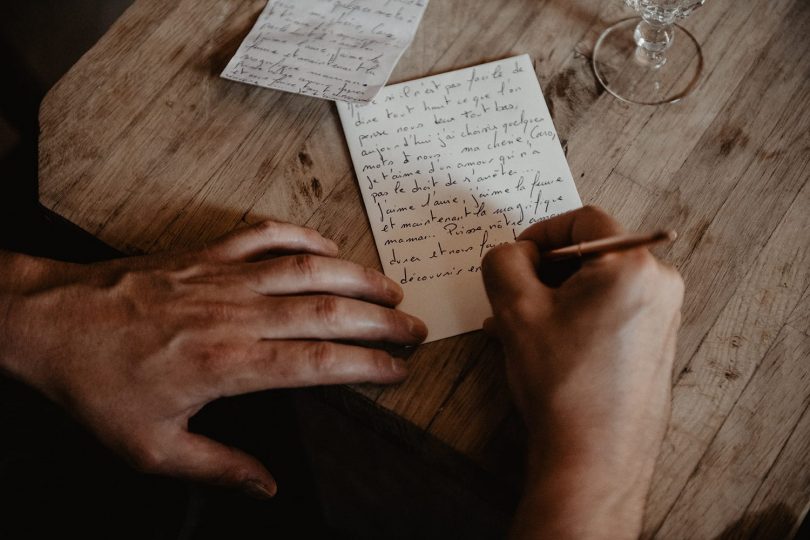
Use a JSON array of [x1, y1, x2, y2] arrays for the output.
[[0, 373, 333, 540], [712, 502, 801, 540]]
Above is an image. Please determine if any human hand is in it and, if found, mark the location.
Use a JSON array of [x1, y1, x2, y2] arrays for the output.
[[481, 206, 684, 539], [0, 220, 426, 498]]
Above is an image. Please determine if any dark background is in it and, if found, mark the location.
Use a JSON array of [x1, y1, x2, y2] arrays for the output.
[[0, 0, 130, 258], [0, 3, 331, 538]]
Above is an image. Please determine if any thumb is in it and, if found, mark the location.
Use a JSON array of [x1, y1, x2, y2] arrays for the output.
[[167, 432, 278, 498], [481, 241, 550, 312]]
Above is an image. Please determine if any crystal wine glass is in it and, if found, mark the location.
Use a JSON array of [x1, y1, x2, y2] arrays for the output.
[[592, 0, 706, 105]]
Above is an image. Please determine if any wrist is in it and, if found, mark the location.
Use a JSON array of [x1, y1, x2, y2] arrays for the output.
[[512, 438, 652, 540], [0, 250, 79, 292], [0, 251, 76, 381]]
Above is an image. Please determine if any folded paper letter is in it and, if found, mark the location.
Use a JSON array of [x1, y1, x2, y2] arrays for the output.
[[222, 0, 429, 103]]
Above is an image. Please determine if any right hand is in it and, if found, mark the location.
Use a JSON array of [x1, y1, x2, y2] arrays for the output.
[[481, 206, 684, 539], [0, 220, 427, 499]]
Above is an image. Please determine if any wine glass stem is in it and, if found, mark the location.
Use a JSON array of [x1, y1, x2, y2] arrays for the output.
[[633, 17, 675, 68]]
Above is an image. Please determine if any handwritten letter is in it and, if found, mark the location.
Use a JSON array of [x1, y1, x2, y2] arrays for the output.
[[221, 0, 429, 103], [337, 55, 582, 342]]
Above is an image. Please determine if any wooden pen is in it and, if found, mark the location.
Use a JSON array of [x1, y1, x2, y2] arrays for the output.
[[542, 230, 677, 261]]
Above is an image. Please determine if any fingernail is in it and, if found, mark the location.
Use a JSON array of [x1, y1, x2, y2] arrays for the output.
[[245, 479, 277, 499], [327, 238, 340, 254], [408, 317, 428, 340]]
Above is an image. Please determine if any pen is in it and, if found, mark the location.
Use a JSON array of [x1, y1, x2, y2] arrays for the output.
[[542, 230, 677, 261]]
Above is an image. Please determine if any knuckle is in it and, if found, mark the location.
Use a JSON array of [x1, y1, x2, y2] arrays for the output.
[[250, 220, 281, 244], [205, 302, 241, 323], [114, 269, 154, 297], [255, 219, 280, 234], [309, 341, 337, 372], [292, 254, 320, 281], [254, 341, 285, 377], [194, 342, 232, 380], [176, 262, 212, 281], [313, 295, 341, 326], [129, 440, 168, 474]]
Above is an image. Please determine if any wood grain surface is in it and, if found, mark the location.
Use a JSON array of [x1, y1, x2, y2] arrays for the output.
[[38, 0, 810, 537]]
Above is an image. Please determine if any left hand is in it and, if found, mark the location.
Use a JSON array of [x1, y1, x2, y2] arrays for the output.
[[0, 220, 426, 498]]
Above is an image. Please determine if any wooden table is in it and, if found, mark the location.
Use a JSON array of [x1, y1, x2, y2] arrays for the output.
[[38, 0, 810, 537]]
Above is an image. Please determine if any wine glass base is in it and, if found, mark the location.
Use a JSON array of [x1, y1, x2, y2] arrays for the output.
[[593, 17, 703, 105]]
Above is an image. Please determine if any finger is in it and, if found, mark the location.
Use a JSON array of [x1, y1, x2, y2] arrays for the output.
[[259, 295, 427, 344], [204, 220, 339, 263], [481, 241, 550, 308], [163, 432, 277, 498], [247, 255, 403, 306], [217, 340, 410, 395], [517, 205, 624, 250]]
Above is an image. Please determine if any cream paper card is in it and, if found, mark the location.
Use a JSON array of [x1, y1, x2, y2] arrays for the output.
[[337, 54, 581, 341]]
